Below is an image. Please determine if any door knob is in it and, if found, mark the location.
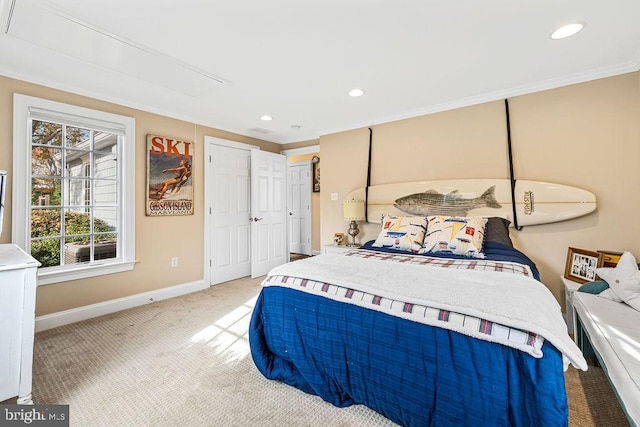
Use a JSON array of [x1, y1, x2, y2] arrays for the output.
[[251, 217, 263, 222]]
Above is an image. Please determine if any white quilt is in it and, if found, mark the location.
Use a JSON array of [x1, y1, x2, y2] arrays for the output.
[[267, 252, 587, 371]]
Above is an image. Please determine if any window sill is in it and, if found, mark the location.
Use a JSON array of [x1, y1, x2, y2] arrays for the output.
[[37, 260, 137, 286]]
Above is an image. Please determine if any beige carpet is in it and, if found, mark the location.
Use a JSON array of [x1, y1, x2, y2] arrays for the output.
[[565, 365, 629, 426], [3, 276, 630, 426]]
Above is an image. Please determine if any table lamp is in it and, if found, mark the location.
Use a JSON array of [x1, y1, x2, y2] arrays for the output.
[[343, 199, 365, 247]]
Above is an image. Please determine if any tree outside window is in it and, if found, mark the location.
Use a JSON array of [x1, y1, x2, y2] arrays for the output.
[[30, 120, 119, 267]]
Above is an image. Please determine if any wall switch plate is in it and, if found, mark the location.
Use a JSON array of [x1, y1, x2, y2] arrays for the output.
[[171, 257, 178, 267], [331, 193, 338, 201]]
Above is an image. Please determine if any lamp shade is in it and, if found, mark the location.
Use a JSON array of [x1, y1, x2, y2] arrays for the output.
[[343, 199, 365, 221]]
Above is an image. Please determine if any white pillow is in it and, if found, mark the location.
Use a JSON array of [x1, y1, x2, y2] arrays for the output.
[[372, 215, 427, 252], [598, 288, 623, 302], [595, 251, 640, 311], [419, 216, 487, 258]]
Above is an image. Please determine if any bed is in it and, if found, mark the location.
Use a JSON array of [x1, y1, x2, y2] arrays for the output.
[[249, 216, 587, 426]]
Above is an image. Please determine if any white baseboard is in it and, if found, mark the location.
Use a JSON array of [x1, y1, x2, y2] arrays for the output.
[[312, 250, 321, 255], [35, 280, 208, 332]]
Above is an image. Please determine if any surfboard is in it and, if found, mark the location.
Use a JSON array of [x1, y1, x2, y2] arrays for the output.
[[344, 179, 596, 226]]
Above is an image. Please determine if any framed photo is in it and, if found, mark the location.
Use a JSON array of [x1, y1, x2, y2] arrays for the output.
[[597, 250, 623, 268], [146, 134, 194, 216], [564, 247, 603, 284], [312, 156, 320, 193], [333, 232, 344, 245]]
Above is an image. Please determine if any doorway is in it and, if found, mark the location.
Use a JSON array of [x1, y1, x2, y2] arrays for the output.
[[204, 137, 287, 285], [287, 161, 312, 256]]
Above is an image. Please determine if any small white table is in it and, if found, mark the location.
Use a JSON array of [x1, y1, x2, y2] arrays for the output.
[[561, 276, 582, 336], [322, 244, 355, 255]]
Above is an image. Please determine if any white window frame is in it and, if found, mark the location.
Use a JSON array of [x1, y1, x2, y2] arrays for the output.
[[13, 94, 136, 285]]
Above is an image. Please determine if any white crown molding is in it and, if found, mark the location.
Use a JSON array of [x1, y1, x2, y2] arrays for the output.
[[0, 61, 288, 143], [2, 50, 638, 146], [318, 61, 640, 138], [280, 145, 320, 156]]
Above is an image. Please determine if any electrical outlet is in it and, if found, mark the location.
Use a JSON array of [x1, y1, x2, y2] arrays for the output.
[[331, 192, 338, 201], [171, 257, 178, 267]]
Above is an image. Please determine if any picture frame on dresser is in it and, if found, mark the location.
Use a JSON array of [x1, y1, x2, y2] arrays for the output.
[[597, 250, 623, 268], [564, 247, 603, 284]]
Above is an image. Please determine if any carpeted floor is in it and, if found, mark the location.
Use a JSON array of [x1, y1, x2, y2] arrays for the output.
[[565, 364, 630, 426], [2, 276, 630, 426]]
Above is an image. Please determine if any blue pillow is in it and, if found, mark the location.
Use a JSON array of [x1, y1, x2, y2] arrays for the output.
[[577, 280, 610, 294]]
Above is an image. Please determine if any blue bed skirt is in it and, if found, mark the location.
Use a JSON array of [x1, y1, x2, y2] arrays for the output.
[[249, 286, 568, 426]]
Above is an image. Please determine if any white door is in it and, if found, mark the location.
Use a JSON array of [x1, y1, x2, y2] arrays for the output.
[[209, 144, 251, 284], [287, 161, 311, 255], [251, 149, 288, 278]]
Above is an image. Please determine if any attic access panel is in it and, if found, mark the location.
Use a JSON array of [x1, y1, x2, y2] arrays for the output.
[[1, 0, 227, 96]]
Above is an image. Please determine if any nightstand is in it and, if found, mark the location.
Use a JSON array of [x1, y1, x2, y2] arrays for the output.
[[322, 244, 354, 255], [561, 276, 582, 336]]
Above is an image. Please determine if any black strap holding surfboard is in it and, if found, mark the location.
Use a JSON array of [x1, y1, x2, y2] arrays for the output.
[[365, 127, 372, 223], [505, 99, 522, 230], [353, 100, 596, 227]]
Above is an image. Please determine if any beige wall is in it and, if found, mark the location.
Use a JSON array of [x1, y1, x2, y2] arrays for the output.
[[321, 72, 640, 304], [3, 71, 639, 316], [0, 75, 282, 316], [287, 152, 321, 253]]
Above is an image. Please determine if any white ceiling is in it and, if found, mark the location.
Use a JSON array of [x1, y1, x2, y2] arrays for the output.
[[1, 0, 639, 144]]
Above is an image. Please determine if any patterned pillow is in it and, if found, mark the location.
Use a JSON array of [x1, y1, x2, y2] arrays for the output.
[[419, 216, 488, 258], [372, 215, 427, 252]]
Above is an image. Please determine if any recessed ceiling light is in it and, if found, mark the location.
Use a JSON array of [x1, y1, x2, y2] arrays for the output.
[[259, 115, 273, 121], [348, 88, 365, 97], [551, 22, 585, 40]]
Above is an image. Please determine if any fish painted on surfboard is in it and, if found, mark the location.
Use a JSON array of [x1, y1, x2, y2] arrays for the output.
[[343, 179, 596, 226], [394, 186, 501, 217]]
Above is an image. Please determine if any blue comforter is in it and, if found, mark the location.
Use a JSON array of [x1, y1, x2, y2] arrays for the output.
[[249, 244, 567, 426]]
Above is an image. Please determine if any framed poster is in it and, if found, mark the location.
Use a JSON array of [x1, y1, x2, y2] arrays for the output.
[[146, 134, 194, 216], [564, 247, 603, 284]]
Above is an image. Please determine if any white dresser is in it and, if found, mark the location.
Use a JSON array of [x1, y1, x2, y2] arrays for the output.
[[0, 244, 40, 404]]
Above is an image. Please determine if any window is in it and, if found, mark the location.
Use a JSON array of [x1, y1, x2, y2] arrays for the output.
[[13, 94, 136, 285]]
